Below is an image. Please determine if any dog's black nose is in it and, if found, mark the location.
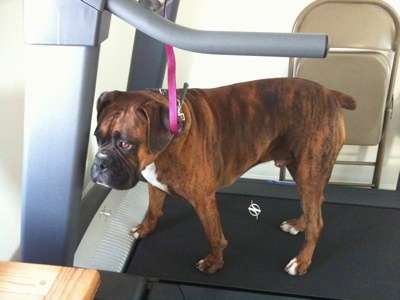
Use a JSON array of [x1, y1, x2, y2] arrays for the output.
[[96, 152, 111, 172], [98, 160, 108, 172]]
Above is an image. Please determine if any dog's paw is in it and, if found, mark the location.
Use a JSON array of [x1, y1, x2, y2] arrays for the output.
[[285, 257, 310, 276], [280, 219, 304, 235], [129, 223, 152, 239], [280, 221, 300, 235], [285, 258, 299, 275], [129, 227, 141, 239], [130, 220, 157, 239], [196, 255, 224, 274]]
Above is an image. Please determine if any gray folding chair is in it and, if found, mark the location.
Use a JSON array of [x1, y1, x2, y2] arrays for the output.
[[280, 0, 400, 188]]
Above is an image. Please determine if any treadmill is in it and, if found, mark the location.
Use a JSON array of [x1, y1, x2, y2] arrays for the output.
[[21, 1, 400, 299]]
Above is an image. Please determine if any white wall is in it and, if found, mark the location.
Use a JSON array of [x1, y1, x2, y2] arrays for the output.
[[0, 0, 25, 261], [1, 0, 399, 261]]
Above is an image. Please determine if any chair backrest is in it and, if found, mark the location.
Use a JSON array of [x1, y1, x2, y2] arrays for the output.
[[294, 0, 399, 50], [290, 0, 400, 146], [294, 52, 390, 145]]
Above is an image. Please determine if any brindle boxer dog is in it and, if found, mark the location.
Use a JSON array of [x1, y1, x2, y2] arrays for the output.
[[91, 78, 356, 275]]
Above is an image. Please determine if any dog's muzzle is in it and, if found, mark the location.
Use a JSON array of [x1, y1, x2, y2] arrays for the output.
[[91, 151, 138, 190]]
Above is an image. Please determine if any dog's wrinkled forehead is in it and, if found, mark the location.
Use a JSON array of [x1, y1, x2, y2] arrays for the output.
[[96, 91, 141, 120], [94, 91, 149, 141], [94, 112, 128, 143], [94, 90, 173, 154]]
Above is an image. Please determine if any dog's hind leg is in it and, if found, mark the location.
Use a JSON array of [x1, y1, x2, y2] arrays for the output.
[[280, 162, 306, 235], [282, 159, 329, 276], [192, 193, 228, 274]]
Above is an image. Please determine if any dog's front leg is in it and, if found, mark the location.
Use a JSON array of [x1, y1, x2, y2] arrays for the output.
[[130, 183, 166, 239], [192, 193, 228, 274]]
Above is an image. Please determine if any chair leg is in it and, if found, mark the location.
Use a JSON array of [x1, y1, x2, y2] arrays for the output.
[[279, 167, 287, 181], [372, 106, 392, 189]]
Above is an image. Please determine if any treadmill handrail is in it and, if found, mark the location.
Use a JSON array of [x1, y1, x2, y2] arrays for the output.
[[105, 0, 329, 58]]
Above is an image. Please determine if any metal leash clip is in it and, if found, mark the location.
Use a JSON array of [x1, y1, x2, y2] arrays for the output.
[[177, 102, 185, 122], [177, 82, 189, 123]]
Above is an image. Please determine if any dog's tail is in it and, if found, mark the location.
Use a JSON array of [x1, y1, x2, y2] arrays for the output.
[[335, 91, 357, 111]]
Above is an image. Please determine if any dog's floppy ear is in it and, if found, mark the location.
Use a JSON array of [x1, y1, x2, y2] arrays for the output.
[[96, 91, 120, 120], [140, 101, 173, 154]]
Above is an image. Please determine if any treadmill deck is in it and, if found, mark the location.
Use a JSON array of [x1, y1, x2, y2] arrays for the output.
[[126, 181, 400, 299]]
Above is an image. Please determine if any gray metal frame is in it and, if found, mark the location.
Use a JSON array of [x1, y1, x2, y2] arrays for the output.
[[21, 0, 329, 266], [127, 0, 180, 91], [105, 0, 329, 58]]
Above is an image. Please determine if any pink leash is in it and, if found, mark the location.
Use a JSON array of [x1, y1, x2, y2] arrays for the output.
[[164, 5, 179, 135], [165, 45, 179, 135]]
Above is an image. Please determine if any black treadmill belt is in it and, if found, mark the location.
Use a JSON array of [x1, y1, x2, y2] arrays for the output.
[[126, 193, 400, 299]]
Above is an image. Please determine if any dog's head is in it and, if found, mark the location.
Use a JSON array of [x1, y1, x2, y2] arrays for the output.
[[91, 91, 173, 190]]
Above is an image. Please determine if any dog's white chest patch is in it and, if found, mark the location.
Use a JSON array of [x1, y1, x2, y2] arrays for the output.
[[141, 162, 169, 193]]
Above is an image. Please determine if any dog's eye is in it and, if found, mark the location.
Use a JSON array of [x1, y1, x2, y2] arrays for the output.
[[119, 141, 132, 150]]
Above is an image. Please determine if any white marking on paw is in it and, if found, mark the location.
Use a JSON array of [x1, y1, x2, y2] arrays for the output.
[[196, 259, 205, 272], [280, 221, 300, 235], [285, 258, 298, 275], [141, 162, 169, 193], [130, 227, 140, 239]]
